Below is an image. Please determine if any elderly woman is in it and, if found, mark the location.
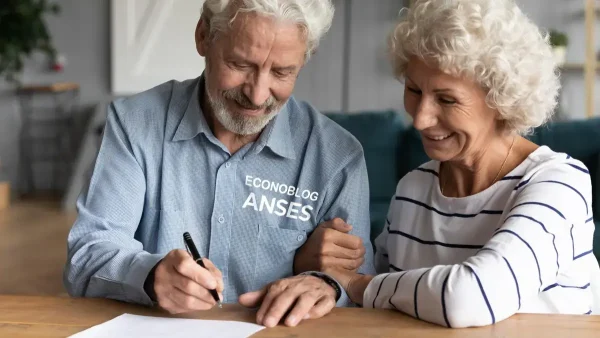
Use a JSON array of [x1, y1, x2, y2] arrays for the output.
[[326, 0, 600, 328]]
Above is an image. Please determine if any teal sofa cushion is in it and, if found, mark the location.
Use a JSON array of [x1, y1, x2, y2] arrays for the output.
[[397, 127, 431, 179], [370, 201, 390, 245], [528, 118, 600, 160]]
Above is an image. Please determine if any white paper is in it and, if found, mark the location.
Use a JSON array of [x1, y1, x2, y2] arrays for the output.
[[69, 313, 265, 338]]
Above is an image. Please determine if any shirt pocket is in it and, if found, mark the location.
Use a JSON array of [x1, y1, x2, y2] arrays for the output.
[[252, 223, 308, 291]]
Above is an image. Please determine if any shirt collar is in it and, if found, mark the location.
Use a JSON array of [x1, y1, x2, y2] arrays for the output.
[[172, 76, 212, 142], [253, 102, 296, 160], [172, 74, 296, 160]]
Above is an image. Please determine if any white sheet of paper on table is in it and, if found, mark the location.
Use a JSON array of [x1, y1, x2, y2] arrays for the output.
[[68, 313, 265, 338]]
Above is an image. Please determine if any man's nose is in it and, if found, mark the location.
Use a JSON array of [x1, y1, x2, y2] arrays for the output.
[[244, 71, 271, 107]]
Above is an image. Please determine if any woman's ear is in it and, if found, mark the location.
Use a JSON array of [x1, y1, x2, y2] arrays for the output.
[[494, 115, 509, 134]]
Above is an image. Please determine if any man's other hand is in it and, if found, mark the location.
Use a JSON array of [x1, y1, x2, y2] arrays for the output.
[[239, 275, 336, 327]]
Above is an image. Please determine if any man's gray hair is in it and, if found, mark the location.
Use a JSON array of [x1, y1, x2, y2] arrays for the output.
[[201, 0, 334, 59]]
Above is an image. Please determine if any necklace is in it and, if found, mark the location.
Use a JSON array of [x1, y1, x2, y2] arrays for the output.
[[440, 136, 517, 196]]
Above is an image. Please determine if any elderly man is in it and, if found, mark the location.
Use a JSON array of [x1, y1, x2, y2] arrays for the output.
[[64, 0, 374, 328]]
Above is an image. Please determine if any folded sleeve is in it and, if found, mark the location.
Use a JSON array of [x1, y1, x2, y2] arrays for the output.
[[63, 102, 163, 305]]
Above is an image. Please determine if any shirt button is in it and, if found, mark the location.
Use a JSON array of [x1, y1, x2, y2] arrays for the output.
[[225, 162, 231, 168], [297, 234, 304, 242], [218, 215, 225, 223]]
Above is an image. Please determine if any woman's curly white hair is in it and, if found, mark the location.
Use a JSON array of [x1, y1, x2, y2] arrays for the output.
[[389, 0, 560, 135]]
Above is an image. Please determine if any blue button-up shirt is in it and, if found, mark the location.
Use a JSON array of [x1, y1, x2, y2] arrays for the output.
[[64, 76, 375, 306]]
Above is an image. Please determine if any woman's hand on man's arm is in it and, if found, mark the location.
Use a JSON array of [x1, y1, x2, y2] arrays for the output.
[[294, 218, 366, 274]]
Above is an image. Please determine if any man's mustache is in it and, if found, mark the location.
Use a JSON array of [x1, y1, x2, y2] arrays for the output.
[[222, 88, 279, 111]]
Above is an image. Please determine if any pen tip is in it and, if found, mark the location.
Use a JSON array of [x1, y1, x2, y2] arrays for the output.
[[218, 302, 223, 308]]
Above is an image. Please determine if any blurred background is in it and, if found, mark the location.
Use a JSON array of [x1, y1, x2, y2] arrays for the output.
[[0, 0, 598, 297]]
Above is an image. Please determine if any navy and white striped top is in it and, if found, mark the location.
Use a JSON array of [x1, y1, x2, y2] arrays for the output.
[[364, 146, 600, 328]]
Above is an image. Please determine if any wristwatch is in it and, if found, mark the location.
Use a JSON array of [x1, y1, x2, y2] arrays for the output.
[[303, 271, 342, 301]]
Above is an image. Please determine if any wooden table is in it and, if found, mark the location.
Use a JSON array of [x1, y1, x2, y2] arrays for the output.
[[0, 295, 599, 337]]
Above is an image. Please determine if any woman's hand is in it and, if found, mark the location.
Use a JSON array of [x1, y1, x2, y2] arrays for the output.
[[294, 218, 365, 274], [324, 268, 373, 305]]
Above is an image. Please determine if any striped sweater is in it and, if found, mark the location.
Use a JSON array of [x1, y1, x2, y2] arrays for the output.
[[364, 146, 600, 328]]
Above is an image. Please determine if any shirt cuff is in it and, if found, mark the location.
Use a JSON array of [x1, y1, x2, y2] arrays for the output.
[[335, 285, 353, 307], [299, 271, 355, 307], [124, 253, 164, 306]]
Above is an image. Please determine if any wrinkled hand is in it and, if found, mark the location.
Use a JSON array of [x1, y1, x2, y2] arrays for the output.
[[294, 218, 366, 274], [153, 249, 223, 314], [239, 275, 336, 328]]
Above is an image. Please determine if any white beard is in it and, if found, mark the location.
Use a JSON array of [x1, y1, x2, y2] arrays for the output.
[[206, 89, 281, 136], [204, 70, 283, 135]]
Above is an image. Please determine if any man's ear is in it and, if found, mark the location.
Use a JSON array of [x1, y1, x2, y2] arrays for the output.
[[195, 17, 209, 56]]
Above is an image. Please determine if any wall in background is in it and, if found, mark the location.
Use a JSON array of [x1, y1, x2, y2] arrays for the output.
[[110, 0, 206, 95], [556, 0, 600, 120], [0, 0, 597, 195], [345, 0, 406, 113], [0, 0, 111, 194], [292, 0, 347, 112]]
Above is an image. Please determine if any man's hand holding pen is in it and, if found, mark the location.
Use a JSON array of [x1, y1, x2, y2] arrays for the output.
[[151, 249, 224, 314]]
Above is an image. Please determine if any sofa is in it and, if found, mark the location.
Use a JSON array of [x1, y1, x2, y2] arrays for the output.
[[325, 111, 600, 263]]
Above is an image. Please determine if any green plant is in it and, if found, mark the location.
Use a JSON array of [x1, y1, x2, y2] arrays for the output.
[[549, 30, 568, 47], [0, 0, 61, 83]]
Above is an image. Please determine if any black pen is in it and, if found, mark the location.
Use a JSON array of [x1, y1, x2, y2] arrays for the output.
[[183, 232, 222, 308]]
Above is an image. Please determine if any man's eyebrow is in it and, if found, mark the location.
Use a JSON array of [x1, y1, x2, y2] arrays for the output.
[[272, 65, 297, 72], [228, 48, 252, 61]]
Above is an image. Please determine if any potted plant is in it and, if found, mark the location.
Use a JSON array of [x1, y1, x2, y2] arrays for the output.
[[549, 30, 568, 66], [0, 0, 61, 83]]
